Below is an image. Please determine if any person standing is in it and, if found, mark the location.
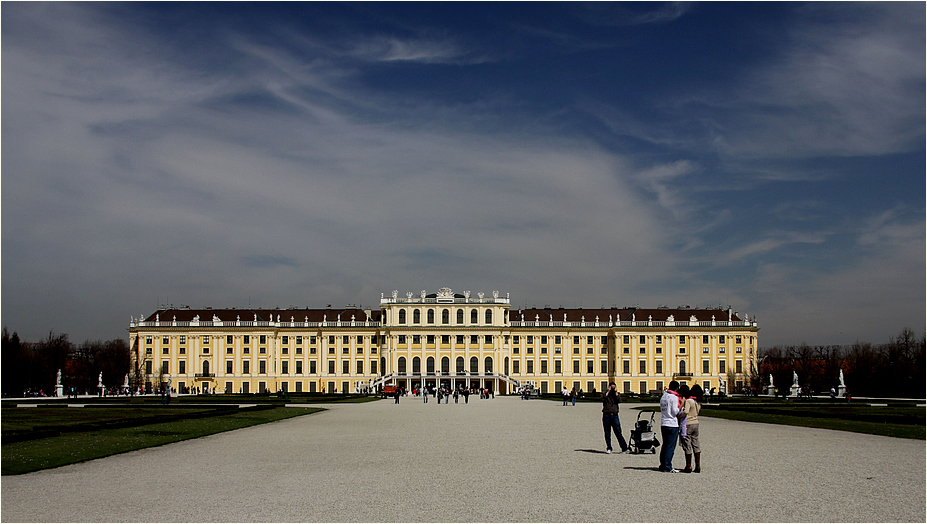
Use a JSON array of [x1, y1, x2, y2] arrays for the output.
[[394, 388, 400, 404], [681, 384, 703, 473], [423, 387, 428, 403], [659, 380, 682, 473], [562, 387, 569, 406], [601, 382, 629, 454]]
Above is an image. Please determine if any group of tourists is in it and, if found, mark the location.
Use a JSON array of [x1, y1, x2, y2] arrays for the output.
[[599, 380, 704, 473], [391, 386, 496, 404], [561, 387, 583, 406]]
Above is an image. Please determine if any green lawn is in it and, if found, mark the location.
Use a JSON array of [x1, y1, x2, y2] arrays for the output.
[[696, 404, 925, 440], [1, 406, 321, 475]]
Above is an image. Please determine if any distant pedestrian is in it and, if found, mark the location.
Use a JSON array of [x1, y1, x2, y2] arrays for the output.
[[394, 389, 400, 404]]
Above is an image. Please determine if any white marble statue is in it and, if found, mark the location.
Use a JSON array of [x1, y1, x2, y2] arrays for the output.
[[839, 369, 845, 387], [56, 369, 62, 385], [769, 374, 774, 387], [792, 371, 799, 387]]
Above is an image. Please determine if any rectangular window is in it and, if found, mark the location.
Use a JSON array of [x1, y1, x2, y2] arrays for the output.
[[144, 361, 151, 374], [623, 335, 630, 344], [573, 336, 580, 344], [527, 335, 534, 344], [623, 347, 630, 354], [719, 361, 726, 374], [456, 335, 464, 344], [703, 360, 710, 374], [655, 335, 662, 343], [162, 347, 169, 355], [573, 347, 580, 354], [736, 360, 743, 373], [260, 335, 266, 344], [656, 347, 662, 354], [259, 361, 266, 374], [656, 380, 663, 391], [282, 335, 288, 344], [243, 347, 249, 354], [541, 336, 548, 344], [656, 360, 663, 374], [146, 336, 152, 344], [527, 347, 533, 354], [587, 336, 593, 344], [328, 361, 335, 374], [679, 335, 686, 343], [573, 360, 580, 374], [540, 360, 548, 373], [485, 335, 492, 344], [555, 360, 562, 374], [343, 335, 349, 345], [719, 335, 726, 344], [703, 346, 710, 354], [310, 360, 317, 374], [587, 360, 593, 373], [513, 335, 520, 344], [372, 335, 378, 345], [441, 335, 450, 345], [555, 336, 562, 344], [639, 360, 646, 374], [357, 335, 363, 344], [427, 335, 435, 344], [161, 361, 169, 374], [227, 335, 234, 344], [163, 336, 169, 345], [179, 347, 186, 354], [203, 346, 209, 354], [357, 346, 363, 354], [179, 335, 186, 344], [342, 346, 349, 354], [296, 347, 303, 355], [260, 347, 266, 354], [243, 361, 250, 374], [513, 360, 520, 374], [226, 347, 233, 354], [399, 335, 406, 344], [736, 347, 743, 353], [203, 335, 210, 344], [601, 360, 607, 374], [639, 347, 646, 354], [296, 361, 303, 374], [226, 361, 233, 374], [342, 360, 349, 374], [623, 381, 631, 393], [639, 335, 646, 344], [513, 348, 520, 354], [281, 361, 289, 374], [470, 335, 478, 344], [328, 335, 335, 345], [587, 347, 593, 355], [623, 360, 630, 374], [357, 360, 363, 374], [736, 335, 742, 344], [541, 347, 548, 354], [702, 335, 709, 344], [179, 361, 186, 374], [309, 336, 315, 344], [371, 360, 377, 374], [244, 335, 250, 344], [296, 336, 302, 345]]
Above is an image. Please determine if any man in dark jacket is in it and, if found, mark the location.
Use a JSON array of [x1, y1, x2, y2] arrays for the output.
[[602, 382, 629, 454]]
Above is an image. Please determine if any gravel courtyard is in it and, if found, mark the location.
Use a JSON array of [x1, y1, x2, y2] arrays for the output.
[[2, 396, 924, 522]]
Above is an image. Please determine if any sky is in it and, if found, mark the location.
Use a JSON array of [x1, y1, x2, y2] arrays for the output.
[[2, 2, 924, 347]]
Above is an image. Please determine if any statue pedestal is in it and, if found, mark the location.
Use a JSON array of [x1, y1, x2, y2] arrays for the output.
[[767, 386, 776, 396], [56, 385, 64, 398], [837, 386, 846, 397], [790, 386, 800, 397]]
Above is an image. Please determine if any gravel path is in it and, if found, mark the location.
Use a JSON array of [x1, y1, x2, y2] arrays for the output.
[[2, 397, 924, 522]]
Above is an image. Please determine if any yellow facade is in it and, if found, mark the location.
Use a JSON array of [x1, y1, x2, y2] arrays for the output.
[[127, 287, 759, 395]]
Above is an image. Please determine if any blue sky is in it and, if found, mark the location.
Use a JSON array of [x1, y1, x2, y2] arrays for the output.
[[2, 2, 924, 346]]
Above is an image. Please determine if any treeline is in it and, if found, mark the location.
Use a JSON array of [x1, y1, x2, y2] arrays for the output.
[[2, 328, 130, 397], [758, 328, 925, 398]]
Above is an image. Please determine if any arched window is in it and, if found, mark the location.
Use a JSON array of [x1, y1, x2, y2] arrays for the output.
[[456, 309, 464, 324], [470, 356, 479, 373], [202, 360, 210, 376], [456, 356, 465, 373], [679, 360, 686, 374], [441, 357, 450, 375], [427, 357, 435, 374], [485, 309, 492, 324], [413, 309, 421, 324], [398, 357, 407, 374], [471, 309, 478, 324], [412, 356, 421, 374], [442, 309, 449, 324], [484, 356, 493, 373], [427, 309, 435, 324], [398, 309, 406, 324]]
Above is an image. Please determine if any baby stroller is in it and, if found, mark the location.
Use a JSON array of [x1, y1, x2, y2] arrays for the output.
[[629, 410, 660, 454]]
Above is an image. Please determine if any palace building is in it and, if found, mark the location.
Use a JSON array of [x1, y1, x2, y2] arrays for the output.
[[127, 287, 759, 396]]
